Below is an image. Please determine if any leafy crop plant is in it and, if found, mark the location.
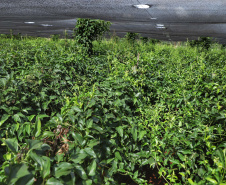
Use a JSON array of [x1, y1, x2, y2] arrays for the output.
[[0, 34, 225, 185]]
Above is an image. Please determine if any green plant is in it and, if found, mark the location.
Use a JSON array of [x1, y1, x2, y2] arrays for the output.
[[188, 37, 213, 50], [125, 32, 139, 43], [149, 38, 160, 44], [141, 37, 149, 44], [0, 35, 225, 185], [74, 18, 111, 55], [50, 34, 60, 41]]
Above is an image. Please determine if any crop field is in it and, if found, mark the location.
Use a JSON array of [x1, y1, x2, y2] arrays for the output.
[[0, 35, 225, 184]]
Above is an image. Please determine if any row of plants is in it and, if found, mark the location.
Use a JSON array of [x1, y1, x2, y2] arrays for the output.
[[0, 20, 226, 184]]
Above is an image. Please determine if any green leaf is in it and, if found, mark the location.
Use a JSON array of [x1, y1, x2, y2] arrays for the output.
[[148, 157, 156, 168], [35, 118, 42, 137], [93, 124, 104, 133], [42, 131, 55, 138], [15, 122, 20, 132], [106, 158, 114, 164], [108, 159, 118, 176], [206, 177, 218, 184], [188, 178, 196, 185], [177, 152, 185, 161], [87, 140, 99, 148], [118, 169, 126, 173], [215, 149, 225, 166], [115, 91, 123, 96], [138, 130, 146, 141], [74, 164, 88, 180], [16, 173, 35, 185], [61, 172, 76, 185], [0, 114, 10, 127], [71, 106, 82, 113], [25, 124, 31, 135], [12, 114, 21, 123], [72, 152, 88, 164], [116, 126, 123, 137], [169, 159, 180, 165], [198, 168, 206, 177], [87, 160, 97, 176], [131, 126, 137, 142], [29, 151, 42, 165], [218, 143, 226, 148], [133, 170, 138, 179], [54, 162, 74, 178], [72, 132, 84, 146], [5, 163, 30, 185], [84, 148, 96, 158], [115, 151, 122, 161], [141, 159, 149, 166], [84, 179, 92, 185], [46, 178, 64, 185], [86, 119, 93, 128], [179, 172, 185, 177], [27, 139, 42, 151], [36, 114, 49, 120], [0, 77, 7, 87], [179, 150, 192, 154], [29, 152, 50, 178], [56, 153, 65, 163], [40, 156, 51, 179], [4, 138, 18, 153], [86, 99, 96, 109], [27, 115, 35, 122]]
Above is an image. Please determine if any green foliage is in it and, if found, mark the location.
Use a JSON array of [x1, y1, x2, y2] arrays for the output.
[[149, 38, 160, 44], [188, 37, 213, 50], [140, 37, 149, 44], [0, 36, 225, 185], [50, 34, 60, 41], [140, 37, 160, 45], [74, 18, 111, 55], [125, 32, 140, 43]]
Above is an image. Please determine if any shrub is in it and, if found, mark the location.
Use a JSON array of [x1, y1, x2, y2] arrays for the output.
[[50, 34, 60, 41], [74, 18, 111, 55], [188, 37, 213, 50], [149, 38, 160, 44], [141, 37, 149, 44], [125, 32, 140, 43]]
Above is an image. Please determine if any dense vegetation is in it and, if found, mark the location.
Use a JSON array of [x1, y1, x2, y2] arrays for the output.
[[74, 18, 111, 55], [0, 33, 225, 185]]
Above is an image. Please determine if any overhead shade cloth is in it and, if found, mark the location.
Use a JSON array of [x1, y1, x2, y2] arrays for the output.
[[0, 0, 226, 43]]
